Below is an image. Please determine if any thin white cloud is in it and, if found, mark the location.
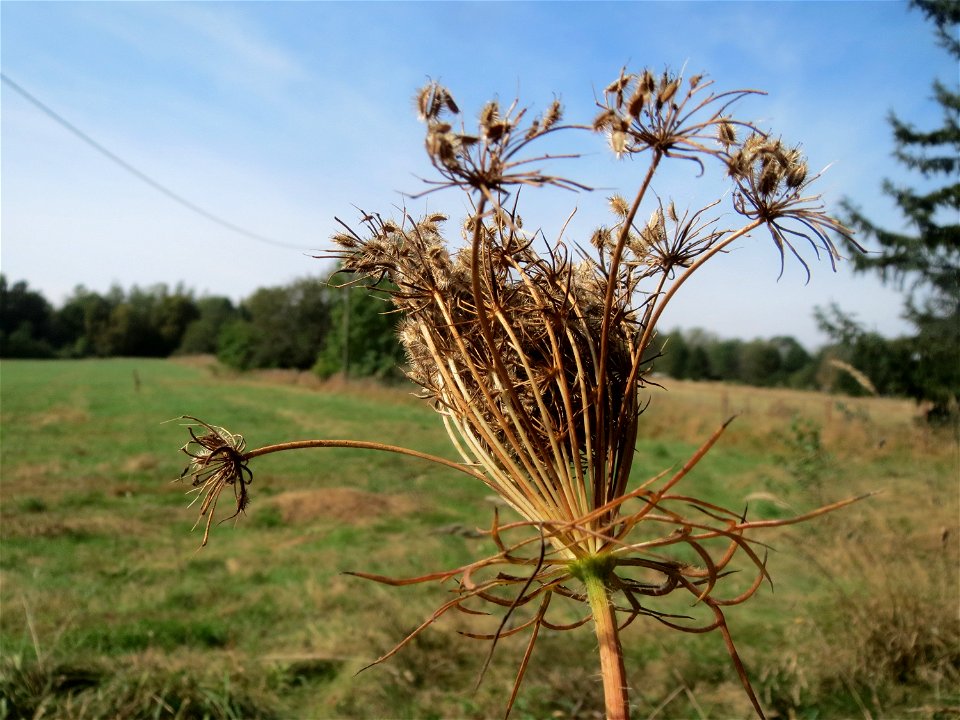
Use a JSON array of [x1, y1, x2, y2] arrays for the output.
[[71, 2, 306, 101], [161, 3, 306, 83]]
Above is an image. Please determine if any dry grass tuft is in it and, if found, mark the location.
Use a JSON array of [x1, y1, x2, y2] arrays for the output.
[[758, 507, 960, 717], [0, 651, 281, 720]]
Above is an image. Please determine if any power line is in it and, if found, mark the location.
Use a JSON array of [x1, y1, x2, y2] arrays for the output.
[[1, 72, 313, 252]]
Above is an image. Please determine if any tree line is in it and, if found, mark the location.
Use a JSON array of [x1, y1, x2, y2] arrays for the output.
[[651, 321, 920, 399], [0, 271, 926, 401], [0, 272, 403, 380]]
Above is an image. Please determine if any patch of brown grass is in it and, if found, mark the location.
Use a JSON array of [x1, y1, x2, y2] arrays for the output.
[[28, 405, 90, 429], [120, 453, 160, 473], [643, 380, 952, 470], [168, 354, 221, 370], [249, 368, 326, 390], [0, 462, 76, 508], [6, 460, 66, 485], [265, 487, 417, 525], [1, 514, 154, 541]]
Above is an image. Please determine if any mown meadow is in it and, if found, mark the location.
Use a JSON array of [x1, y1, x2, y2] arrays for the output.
[[1, 358, 957, 719]]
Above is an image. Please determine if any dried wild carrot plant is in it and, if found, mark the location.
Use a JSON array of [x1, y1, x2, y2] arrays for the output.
[[176, 67, 865, 719]]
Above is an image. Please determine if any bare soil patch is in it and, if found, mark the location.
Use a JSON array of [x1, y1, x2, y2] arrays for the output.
[[266, 487, 417, 525]]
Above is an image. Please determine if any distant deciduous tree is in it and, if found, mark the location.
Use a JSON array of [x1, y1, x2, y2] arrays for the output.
[[655, 331, 690, 379], [0, 275, 55, 357], [217, 278, 332, 370], [738, 340, 782, 387], [178, 297, 239, 355], [707, 338, 743, 382], [313, 273, 405, 381], [56, 286, 113, 357], [655, 328, 815, 388]]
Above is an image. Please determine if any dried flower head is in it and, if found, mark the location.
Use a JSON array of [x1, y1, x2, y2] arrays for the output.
[[177, 416, 252, 547], [608, 194, 630, 218], [727, 134, 862, 278], [178, 65, 863, 720], [322, 183, 858, 716], [413, 82, 588, 200], [593, 67, 762, 172]]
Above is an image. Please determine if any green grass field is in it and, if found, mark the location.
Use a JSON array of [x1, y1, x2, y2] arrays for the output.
[[1, 358, 957, 719]]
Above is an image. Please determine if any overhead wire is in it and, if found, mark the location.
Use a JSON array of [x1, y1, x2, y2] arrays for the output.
[[1, 72, 313, 252]]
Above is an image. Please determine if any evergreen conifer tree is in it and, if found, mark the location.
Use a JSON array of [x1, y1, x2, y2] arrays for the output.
[[841, 0, 959, 421]]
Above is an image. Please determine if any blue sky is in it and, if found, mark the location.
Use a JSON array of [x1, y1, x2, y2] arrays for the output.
[[2, 1, 953, 347]]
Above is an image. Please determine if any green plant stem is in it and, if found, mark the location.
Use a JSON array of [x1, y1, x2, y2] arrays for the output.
[[584, 569, 630, 720]]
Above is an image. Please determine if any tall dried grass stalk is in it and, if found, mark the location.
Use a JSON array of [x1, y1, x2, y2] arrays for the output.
[[829, 359, 880, 396], [176, 66, 865, 719]]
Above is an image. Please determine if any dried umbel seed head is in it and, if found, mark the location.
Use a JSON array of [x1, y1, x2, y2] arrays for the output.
[[723, 132, 859, 278], [415, 82, 459, 121], [608, 194, 630, 218], [411, 86, 588, 196], [594, 66, 764, 169], [656, 74, 680, 109], [542, 97, 562, 130], [786, 159, 808, 189], [726, 135, 802, 197], [717, 118, 737, 146], [177, 416, 253, 547], [177, 66, 868, 720]]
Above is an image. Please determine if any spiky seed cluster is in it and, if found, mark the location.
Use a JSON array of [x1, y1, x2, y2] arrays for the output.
[[629, 200, 727, 272], [725, 133, 862, 277], [593, 67, 759, 167], [414, 81, 585, 197], [589, 66, 858, 278], [728, 135, 807, 196], [178, 416, 252, 547], [608, 194, 630, 218]]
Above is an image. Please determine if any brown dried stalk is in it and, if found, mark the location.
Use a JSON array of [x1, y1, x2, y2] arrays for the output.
[[175, 66, 863, 720]]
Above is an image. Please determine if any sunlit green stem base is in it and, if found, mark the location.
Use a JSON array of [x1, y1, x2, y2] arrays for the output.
[[580, 558, 630, 720]]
